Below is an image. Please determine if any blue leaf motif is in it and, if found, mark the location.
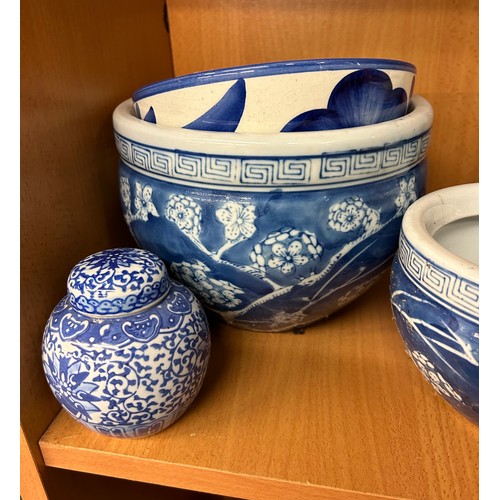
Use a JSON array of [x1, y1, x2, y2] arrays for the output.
[[282, 69, 408, 132], [44, 354, 101, 420], [184, 79, 246, 132], [327, 69, 407, 128], [71, 371, 90, 385], [280, 108, 342, 132], [144, 106, 157, 124]]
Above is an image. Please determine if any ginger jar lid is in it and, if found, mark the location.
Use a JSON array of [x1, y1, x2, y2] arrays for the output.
[[67, 247, 170, 316]]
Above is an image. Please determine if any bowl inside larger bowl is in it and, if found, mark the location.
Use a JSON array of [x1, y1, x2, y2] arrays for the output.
[[132, 58, 416, 133]]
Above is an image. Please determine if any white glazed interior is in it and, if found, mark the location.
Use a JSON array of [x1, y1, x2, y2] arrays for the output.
[[433, 216, 479, 265], [134, 68, 415, 133], [113, 95, 433, 158], [401, 183, 479, 282]]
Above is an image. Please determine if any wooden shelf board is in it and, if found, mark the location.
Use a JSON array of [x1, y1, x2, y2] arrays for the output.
[[39, 272, 479, 500]]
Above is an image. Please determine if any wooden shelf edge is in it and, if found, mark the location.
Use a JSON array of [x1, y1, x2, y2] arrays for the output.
[[39, 423, 404, 500], [21, 426, 49, 500]]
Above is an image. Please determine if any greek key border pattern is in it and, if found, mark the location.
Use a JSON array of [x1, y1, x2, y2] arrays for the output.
[[114, 130, 430, 189], [398, 233, 479, 322]]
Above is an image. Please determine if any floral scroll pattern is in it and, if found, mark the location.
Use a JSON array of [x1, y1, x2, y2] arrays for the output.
[[42, 282, 211, 438]]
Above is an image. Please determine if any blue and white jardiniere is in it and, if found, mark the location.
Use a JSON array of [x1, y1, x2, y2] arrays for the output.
[[113, 95, 433, 332], [42, 247, 211, 438], [132, 58, 416, 132], [390, 183, 479, 424]]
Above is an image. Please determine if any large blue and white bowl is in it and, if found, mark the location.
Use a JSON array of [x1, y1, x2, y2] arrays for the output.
[[390, 183, 479, 423], [113, 95, 433, 332], [132, 58, 416, 132]]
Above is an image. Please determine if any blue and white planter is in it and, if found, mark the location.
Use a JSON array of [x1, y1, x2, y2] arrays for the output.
[[42, 248, 211, 438], [132, 58, 416, 132], [113, 95, 433, 333], [390, 183, 479, 424]]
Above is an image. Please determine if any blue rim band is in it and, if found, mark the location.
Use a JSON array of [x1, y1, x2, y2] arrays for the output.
[[132, 58, 416, 102]]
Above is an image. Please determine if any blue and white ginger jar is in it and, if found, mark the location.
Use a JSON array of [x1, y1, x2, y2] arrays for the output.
[[42, 247, 211, 438]]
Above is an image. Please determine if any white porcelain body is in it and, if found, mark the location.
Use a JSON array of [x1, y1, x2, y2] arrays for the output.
[[114, 96, 433, 332], [132, 58, 416, 133], [390, 183, 479, 423]]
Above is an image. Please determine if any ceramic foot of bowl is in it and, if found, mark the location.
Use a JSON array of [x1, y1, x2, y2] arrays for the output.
[[390, 183, 479, 424]]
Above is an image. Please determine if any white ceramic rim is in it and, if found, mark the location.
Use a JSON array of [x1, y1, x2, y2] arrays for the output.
[[113, 95, 433, 157], [401, 183, 479, 283]]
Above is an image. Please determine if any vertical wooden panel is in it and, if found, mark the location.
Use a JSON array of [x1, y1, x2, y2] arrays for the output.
[[21, 427, 49, 500], [166, 0, 479, 192], [21, 0, 173, 495], [21, 0, 478, 496]]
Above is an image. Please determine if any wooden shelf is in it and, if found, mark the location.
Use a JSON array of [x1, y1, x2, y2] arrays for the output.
[[39, 272, 479, 500], [22, 1, 479, 498]]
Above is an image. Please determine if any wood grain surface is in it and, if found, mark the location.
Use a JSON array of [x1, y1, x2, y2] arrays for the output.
[[40, 272, 479, 500], [22, 0, 479, 498], [21, 427, 49, 500], [20, 0, 176, 497], [166, 0, 479, 193]]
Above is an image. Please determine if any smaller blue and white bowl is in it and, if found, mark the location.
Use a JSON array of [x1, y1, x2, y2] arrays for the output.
[[390, 183, 479, 424], [132, 58, 416, 133], [41, 247, 211, 438]]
